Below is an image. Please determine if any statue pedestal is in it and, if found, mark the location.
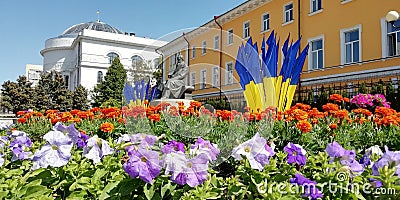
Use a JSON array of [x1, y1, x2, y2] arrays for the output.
[[149, 98, 193, 108]]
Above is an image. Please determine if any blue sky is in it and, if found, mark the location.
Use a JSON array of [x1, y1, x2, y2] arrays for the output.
[[0, 0, 246, 84]]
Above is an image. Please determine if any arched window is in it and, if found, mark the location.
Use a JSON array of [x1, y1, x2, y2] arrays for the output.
[[97, 71, 103, 83], [131, 55, 144, 69], [107, 52, 119, 64]]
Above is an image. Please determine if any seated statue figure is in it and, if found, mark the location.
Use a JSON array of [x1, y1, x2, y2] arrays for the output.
[[161, 55, 189, 99]]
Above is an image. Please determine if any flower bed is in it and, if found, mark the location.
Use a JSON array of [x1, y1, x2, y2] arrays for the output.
[[1, 95, 400, 199]]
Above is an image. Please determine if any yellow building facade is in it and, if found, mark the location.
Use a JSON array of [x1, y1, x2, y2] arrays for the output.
[[157, 0, 400, 105]]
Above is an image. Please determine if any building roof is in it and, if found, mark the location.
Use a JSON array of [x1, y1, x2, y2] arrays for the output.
[[61, 21, 124, 35]]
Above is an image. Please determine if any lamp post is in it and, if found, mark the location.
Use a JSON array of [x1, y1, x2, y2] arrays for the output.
[[386, 10, 400, 28]]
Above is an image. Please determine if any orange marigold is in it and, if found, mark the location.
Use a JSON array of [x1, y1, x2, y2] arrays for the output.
[[329, 123, 338, 130], [17, 118, 27, 124], [292, 109, 309, 121], [100, 122, 114, 133], [334, 109, 348, 119], [190, 101, 202, 108], [148, 114, 161, 122], [322, 103, 339, 113], [329, 94, 344, 102], [296, 120, 312, 133]]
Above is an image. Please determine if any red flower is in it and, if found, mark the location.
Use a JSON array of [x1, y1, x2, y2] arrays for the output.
[[296, 120, 312, 133], [100, 122, 114, 133]]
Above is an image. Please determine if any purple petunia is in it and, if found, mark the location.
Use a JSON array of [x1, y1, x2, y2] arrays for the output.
[[123, 147, 161, 184], [190, 137, 220, 162], [290, 173, 323, 200], [173, 153, 209, 187], [325, 142, 364, 173], [9, 135, 32, 161], [54, 122, 89, 148], [162, 140, 185, 154], [117, 133, 158, 149], [232, 133, 275, 171], [372, 146, 400, 177], [83, 135, 114, 164], [32, 130, 73, 170], [284, 142, 307, 166]]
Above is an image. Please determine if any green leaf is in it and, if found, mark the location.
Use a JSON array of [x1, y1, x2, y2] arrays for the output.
[[143, 184, 155, 200], [99, 181, 120, 200], [22, 185, 51, 199], [160, 181, 176, 198], [66, 190, 87, 200]]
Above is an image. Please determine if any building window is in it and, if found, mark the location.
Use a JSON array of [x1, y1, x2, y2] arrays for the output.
[[309, 37, 324, 70], [227, 29, 233, 45], [107, 52, 119, 64], [200, 70, 206, 89], [262, 13, 270, 32], [243, 21, 250, 38], [131, 55, 144, 69], [341, 26, 361, 64], [64, 75, 69, 88], [214, 35, 219, 50], [212, 67, 219, 87], [97, 71, 103, 83], [190, 72, 196, 87], [310, 0, 322, 13], [284, 3, 294, 23], [202, 41, 207, 54], [387, 20, 400, 56], [192, 46, 196, 58], [226, 62, 233, 85]]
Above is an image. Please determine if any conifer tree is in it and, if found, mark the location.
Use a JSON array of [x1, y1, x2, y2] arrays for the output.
[[92, 57, 127, 107], [72, 85, 89, 110], [52, 73, 73, 111], [1, 80, 18, 113], [1, 76, 36, 113], [34, 72, 53, 111]]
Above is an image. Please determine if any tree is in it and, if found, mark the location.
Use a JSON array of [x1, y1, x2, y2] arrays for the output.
[[52, 73, 73, 111], [33, 73, 53, 111], [92, 57, 127, 107], [72, 85, 89, 110], [1, 81, 18, 113], [1, 76, 35, 114], [33, 71, 73, 112]]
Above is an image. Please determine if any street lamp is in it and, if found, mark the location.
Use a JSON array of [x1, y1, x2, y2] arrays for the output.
[[386, 10, 400, 28]]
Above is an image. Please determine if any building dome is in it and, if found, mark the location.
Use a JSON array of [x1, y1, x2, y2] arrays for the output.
[[61, 21, 124, 35]]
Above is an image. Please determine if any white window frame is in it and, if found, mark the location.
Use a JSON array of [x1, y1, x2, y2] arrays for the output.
[[382, 18, 400, 57], [200, 69, 206, 89], [261, 12, 270, 32], [340, 24, 362, 65], [225, 61, 234, 85], [202, 41, 207, 55], [227, 29, 233, 45], [192, 46, 196, 59], [190, 72, 196, 87], [214, 35, 219, 50], [212, 66, 219, 87], [310, 0, 322, 14], [307, 35, 324, 70], [243, 21, 250, 39], [283, 2, 294, 24]]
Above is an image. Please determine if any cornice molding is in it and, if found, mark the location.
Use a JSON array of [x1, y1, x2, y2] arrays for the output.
[[158, 0, 271, 53]]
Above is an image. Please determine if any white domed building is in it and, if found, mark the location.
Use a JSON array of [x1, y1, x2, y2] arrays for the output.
[[41, 21, 168, 91]]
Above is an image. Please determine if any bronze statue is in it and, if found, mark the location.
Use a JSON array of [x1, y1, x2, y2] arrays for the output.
[[161, 55, 189, 99]]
